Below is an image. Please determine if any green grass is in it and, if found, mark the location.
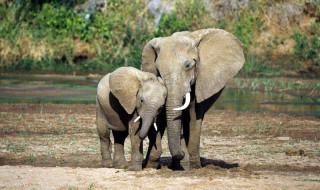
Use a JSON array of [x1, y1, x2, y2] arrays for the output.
[[28, 153, 35, 163], [67, 139, 77, 146], [255, 121, 272, 134], [303, 178, 320, 182], [6, 143, 27, 152], [88, 183, 94, 190], [231, 78, 320, 93], [67, 117, 78, 123], [87, 144, 98, 153]]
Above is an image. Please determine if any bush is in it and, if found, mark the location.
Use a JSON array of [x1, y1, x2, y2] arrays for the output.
[[0, 0, 155, 73], [154, 0, 211, 37], [292, 22, 319, 70], [0, 0, 318, 76]]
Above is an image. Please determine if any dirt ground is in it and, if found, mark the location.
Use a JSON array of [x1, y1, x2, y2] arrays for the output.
[[0, 103, 319, 189]]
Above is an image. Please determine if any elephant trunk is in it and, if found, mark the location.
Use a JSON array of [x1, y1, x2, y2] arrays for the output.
[[166, 92, 185, 160], [139, 106, 157, 139]]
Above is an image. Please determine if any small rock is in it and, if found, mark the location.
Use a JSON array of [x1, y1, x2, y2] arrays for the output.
[[211, 130, 221, 134], [277, 136, 290, 141], [294, 80, 304, 85], [86, 74, 102, 79]]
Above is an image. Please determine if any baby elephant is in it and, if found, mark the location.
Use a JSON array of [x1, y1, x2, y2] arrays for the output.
[[96, 67, 167, 171]]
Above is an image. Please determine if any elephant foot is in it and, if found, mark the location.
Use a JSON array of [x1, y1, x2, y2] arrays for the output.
[[144, 159, 160, 169], [171, 159, 190, 171], [180, 161, 190, 171], [127, 163, 142, 171], [190, 157, 202, 169], [113, 159, 129, 169], [101, 159, 113, 168], [190, 161, 202, 169]]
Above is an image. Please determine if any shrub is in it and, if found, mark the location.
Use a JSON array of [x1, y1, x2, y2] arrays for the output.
[[154, 0, 211, 37], [292, 22, 319, 69], [0, 0, 318, 76]]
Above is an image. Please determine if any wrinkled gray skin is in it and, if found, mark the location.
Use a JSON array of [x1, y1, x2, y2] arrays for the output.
[[96, 67, 167, 171], [141, 28, 245, 170]]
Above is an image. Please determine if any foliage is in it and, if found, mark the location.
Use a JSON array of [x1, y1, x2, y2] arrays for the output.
[[32, 3, 86, 39], [234, 11, 263, 52], [292, 22, 320, 66], [154, 0, 211, 37], [232, 3, 264, 75], [0, 0, 318, 76], [0, 0, 154, 73]]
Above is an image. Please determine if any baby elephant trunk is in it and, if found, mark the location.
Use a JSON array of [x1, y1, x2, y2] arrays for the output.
[[139, 109, 157, 139]]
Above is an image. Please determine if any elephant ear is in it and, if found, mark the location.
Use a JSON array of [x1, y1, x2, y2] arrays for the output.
[[109, 67, 140, 114], [172, 31, 190, 36], [191, 29, 245, 103], [141, 38, 160, 75]]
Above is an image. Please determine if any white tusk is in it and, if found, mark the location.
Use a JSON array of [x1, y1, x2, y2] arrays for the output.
[[153, 123, 158, 131], [173, 92, 191, 111], [134, 116, 141, 123]]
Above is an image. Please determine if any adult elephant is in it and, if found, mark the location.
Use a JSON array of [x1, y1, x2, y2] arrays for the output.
[[141, 28, 245, 170]]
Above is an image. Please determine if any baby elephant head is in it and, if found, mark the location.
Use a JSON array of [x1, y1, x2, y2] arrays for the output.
[[109, 67, 167, 139]]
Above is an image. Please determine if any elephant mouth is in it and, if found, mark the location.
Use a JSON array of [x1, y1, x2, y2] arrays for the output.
[[134, 115, 141, 122], [134, 115, 157, 130]]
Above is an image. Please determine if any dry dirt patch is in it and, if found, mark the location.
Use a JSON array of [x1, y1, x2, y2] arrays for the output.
[[0, 104, 319, 189]]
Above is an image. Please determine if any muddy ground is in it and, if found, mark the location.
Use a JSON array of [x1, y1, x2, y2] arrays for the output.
[[0, 103, 319, 189]]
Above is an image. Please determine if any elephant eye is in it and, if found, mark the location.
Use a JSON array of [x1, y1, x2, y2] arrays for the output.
[[156, 69, 161, 77], [185, 59, 195, 70], [152, 46, 159, 62]]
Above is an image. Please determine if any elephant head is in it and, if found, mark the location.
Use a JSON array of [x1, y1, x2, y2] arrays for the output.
[[109, 67, 167, 139], [141, 29, 245, 160]]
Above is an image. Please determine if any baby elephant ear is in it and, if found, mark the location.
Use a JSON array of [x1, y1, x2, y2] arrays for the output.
[[191, 29, 245, 103], [109, 67, 140, 114]]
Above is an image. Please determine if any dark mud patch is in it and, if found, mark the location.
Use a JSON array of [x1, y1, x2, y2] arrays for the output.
[[138, 164, 254, 179], [0, 153, 101, 168]]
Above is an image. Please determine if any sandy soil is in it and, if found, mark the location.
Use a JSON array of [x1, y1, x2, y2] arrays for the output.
[[0, 104, 319, 189]]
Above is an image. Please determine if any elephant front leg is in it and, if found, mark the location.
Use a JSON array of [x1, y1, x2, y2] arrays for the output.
[[171, 135, 190, 170], [128, 121, 143, 171], [112, 130, 129, 169], [187, 100, 203, 169], [188, 120, 202, 169], [145, 128, 162, 169]]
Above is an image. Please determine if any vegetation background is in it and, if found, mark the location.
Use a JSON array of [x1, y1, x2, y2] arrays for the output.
[[0, 0, 319, 77]]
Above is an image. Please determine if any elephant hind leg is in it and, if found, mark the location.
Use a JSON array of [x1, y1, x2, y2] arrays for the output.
[[96, 101, 113, 168], [112, 130, 129, 169]]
